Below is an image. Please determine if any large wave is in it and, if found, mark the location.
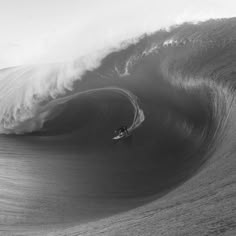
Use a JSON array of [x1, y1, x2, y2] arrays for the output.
[[1, 18, 236, 235]]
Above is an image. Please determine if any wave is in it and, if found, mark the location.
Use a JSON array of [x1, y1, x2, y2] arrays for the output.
[[1, 18, 236, 235]]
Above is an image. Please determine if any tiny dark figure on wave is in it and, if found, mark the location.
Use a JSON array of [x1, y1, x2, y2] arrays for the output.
[[115, 126, 129, 136]]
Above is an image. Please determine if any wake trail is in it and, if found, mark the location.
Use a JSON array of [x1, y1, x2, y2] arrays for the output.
[[43, 86, 145, 134]]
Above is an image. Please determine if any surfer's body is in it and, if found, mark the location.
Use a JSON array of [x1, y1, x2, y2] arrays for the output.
[[113, 126, 130, 140], [115, 126, 129, 136]]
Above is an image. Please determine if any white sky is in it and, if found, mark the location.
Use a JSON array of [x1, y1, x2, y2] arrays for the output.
[[0, 0, 235, 68]]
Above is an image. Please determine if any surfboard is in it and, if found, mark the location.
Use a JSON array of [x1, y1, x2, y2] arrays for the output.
[[112, 132, 131, 140]]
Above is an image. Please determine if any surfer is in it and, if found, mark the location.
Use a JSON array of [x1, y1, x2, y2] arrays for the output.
[[115, 126, 129, 136]]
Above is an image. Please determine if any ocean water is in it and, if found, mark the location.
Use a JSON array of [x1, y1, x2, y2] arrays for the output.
[[0, 18, 236, 235]]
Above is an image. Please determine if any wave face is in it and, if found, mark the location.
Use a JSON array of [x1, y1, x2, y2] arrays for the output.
[[0, 18, 236, 235]]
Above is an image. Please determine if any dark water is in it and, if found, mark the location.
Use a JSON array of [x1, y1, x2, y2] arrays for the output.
[[0, 18, 236, 235]]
